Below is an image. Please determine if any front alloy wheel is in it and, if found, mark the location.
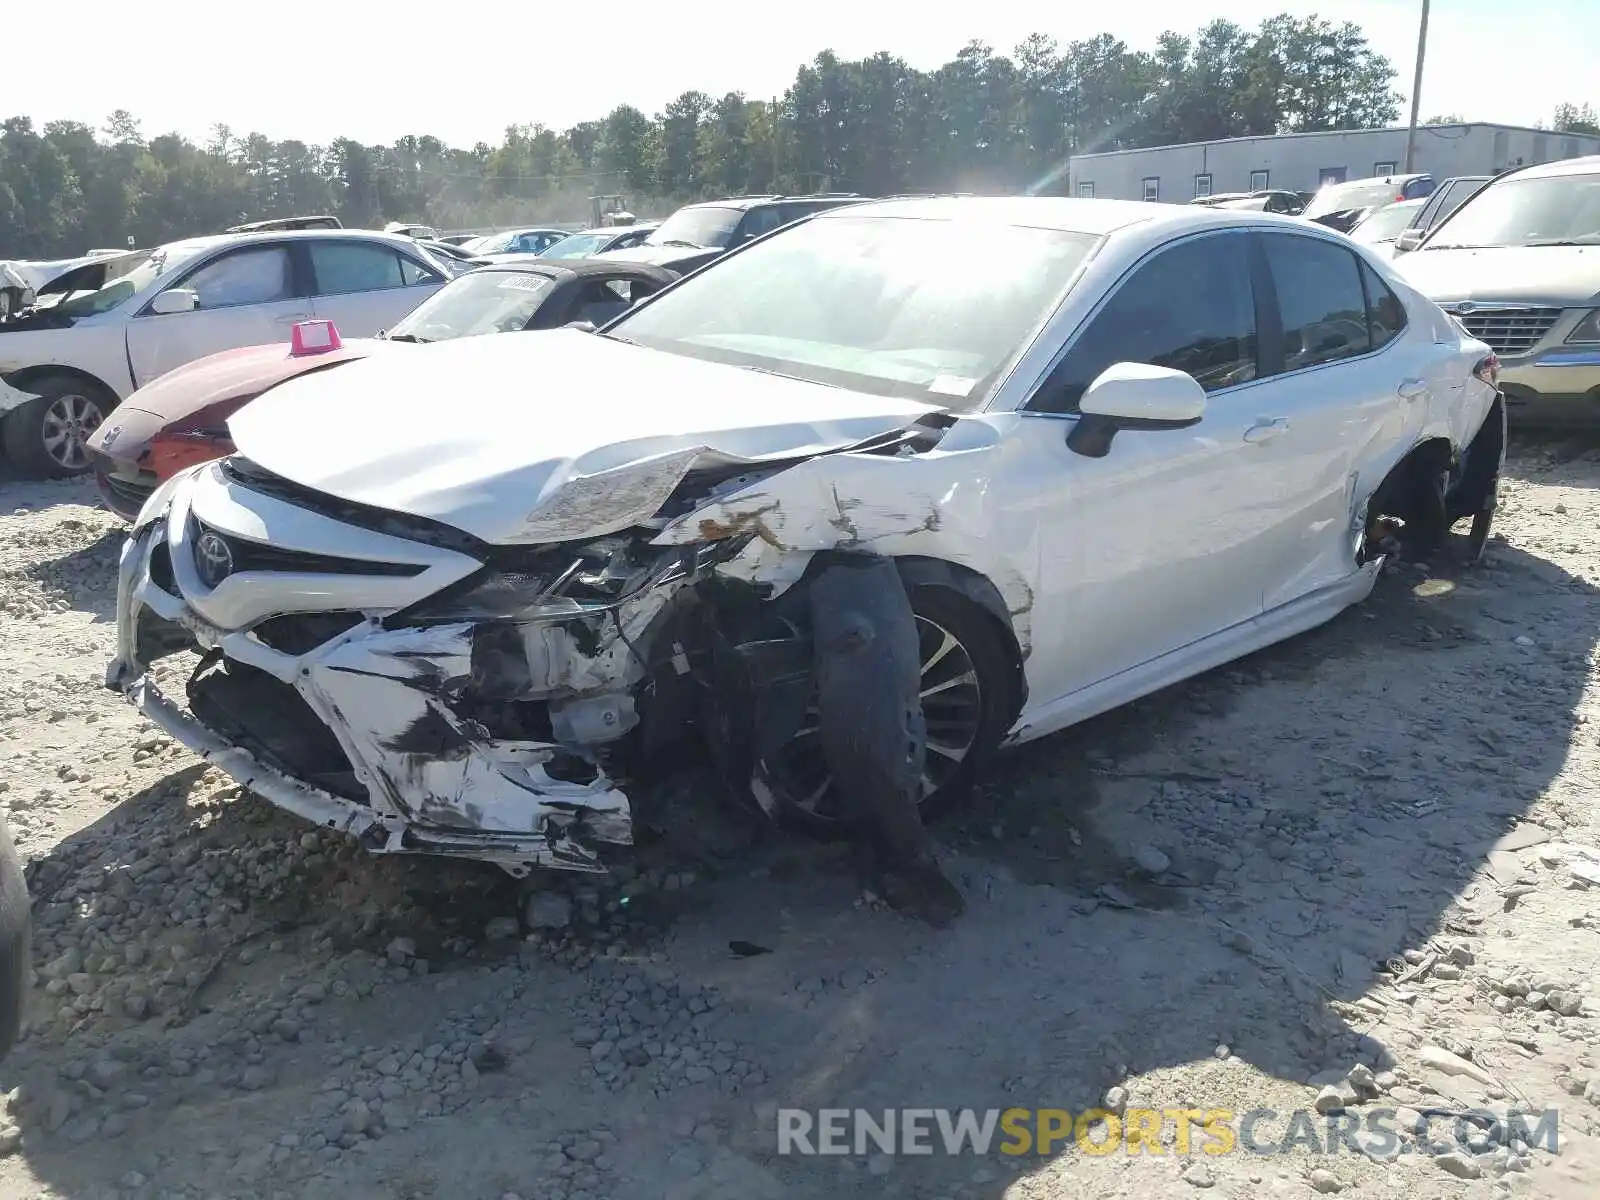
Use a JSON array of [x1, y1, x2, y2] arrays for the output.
[[41, 392, 104, 473], [1, 376, 110, 478], [759, 588, 1017, 837]]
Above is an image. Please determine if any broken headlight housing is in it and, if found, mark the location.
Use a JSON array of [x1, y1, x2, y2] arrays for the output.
[[397, 534, 751, 625]]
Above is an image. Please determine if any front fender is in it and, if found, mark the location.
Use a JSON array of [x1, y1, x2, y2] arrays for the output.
[[651, 419, 1035, 660]]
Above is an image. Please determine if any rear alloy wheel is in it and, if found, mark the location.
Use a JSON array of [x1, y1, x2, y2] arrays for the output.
[[1, 377, 109, 478], [759, 588, 1018, 838]]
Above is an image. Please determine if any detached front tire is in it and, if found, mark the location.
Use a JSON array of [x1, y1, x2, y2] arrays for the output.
[[760, 585, 1021, 839], [1, 375, 111, 479]]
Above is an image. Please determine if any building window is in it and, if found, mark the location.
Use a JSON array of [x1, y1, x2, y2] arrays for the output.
[[1319, 167, 1347, 187], [1077, 182, 1094, 198], [1374, 160, 1397, 177], [1250, 169, 1269, 190], [1194, 174, 1213, 198], [1142, 177, 1160, 202]]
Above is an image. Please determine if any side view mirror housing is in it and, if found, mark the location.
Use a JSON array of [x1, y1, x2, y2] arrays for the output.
[[149, 288, 199, 315], [1066, 363, 1207, 458], [1393, 228, 1425, 254], [564, 320, 597, 333]]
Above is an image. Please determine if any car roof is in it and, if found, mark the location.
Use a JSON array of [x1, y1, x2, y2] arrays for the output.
[[560, 223, 661, 238], [471, 258, 679, 284], [680, 195, 862, 212], [1501, 154, 1600, 180], [812, 195, 1244, 238], [1323, 172, 1430, 190], [158, 228, 437, 256]]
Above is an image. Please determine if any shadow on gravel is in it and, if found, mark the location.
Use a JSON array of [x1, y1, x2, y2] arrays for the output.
[[1, 499, 1593, 1199], [23, 525, 122, 623], [635, 534, 1599, 1200]]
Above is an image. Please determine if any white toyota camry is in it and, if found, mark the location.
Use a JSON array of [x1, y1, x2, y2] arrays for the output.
[[106, 197, 1504, 876]]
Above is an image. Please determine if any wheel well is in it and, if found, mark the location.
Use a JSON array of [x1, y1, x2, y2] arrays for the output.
[[1364, 436, 1455, 561], [891, 555, 1028, 717], [1, 366, 117, 409]]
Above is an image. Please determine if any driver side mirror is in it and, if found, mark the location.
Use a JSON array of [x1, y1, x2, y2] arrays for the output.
[[1066, 363, 1206, 459], [149, 288, 199, 315], [1393, 228, 1425, 254]]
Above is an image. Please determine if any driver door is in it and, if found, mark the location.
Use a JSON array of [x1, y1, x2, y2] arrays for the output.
[[1006, 230, 1291, 704], [125, 244, 311, 387]]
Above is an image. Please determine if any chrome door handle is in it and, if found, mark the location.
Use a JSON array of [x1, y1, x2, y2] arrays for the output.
[[1243, 418, 1289, 444], [1398, 379, 1429, 400]]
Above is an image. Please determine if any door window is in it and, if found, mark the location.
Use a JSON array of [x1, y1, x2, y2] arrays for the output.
[[179, 247, 294, 309], [1360, 262, 1407, 350], [309, 242, 413, 295], [1427, 179, 1485, 229], [399, 255, 441, 286], [738, 206, 788, 241], [1260, 233, 1372, 371], [1031, 234, 1258, 414]]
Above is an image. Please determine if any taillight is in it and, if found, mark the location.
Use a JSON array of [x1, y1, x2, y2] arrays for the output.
[[1474, 354, 1500, 389]]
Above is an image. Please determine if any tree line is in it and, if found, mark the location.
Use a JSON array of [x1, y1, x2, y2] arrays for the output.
[[1, 14, 1595, 258]]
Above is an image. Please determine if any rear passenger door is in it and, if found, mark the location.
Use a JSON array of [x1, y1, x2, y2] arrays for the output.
[[306, 240, 445, 335], [1251, 231, 1420, 607]]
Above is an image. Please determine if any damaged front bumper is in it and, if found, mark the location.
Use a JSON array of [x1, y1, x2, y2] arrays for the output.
[[104, 465, 733, 876]]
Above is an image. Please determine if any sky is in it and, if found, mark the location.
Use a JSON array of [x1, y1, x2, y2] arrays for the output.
[[5, 0, 1595, 148]]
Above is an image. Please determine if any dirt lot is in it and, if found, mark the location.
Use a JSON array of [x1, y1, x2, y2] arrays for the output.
[[0, 439, 1598, 1200]]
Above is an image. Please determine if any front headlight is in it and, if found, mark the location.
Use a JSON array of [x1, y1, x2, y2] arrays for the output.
[[1565, 309, 1600, 345], [395, 535, 749, 625]]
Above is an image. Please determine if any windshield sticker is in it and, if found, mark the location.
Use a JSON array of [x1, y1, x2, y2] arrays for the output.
[[928, 375, 976, 398], [498, 275, 548, 291]]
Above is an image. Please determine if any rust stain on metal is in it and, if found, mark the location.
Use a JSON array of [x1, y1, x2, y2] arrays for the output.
[[698, 502, 784, 549]]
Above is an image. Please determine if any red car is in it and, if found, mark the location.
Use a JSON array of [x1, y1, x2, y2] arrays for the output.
[[88, 322, 379, 518], [87, 258, 678, 519]]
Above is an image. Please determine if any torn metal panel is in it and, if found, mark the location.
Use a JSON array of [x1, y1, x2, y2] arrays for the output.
[[651, 415, 1036, 659], [107, 511, 638, 876]]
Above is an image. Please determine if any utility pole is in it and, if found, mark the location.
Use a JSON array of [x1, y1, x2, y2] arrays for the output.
[[1403, 0, 1432, 173], [771, 96, 781, 189]]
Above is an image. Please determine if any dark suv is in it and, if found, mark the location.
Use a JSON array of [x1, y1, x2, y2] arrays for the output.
[[598, 194, 867, 273]]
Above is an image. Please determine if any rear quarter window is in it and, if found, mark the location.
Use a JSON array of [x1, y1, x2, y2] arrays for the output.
[[1360, 262, 1408, 350]]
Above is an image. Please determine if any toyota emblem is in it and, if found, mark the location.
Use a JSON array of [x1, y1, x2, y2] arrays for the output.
[[194, 531, 234, 588]]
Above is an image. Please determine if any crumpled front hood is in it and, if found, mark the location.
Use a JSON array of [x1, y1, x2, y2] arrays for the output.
[[1394, 245, 1600, 305], [229, 328, 946, 546]]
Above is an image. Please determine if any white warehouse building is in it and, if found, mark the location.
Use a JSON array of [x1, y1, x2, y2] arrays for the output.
[[1067, 122, 1600, 203]]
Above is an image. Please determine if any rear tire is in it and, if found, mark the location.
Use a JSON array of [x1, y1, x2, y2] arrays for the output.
[[760, 586, 1020, 839], [1, 375, 112, 479], [1446, 395, 1506, 566]]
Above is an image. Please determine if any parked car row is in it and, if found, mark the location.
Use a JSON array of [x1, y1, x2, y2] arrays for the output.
[[88, 258, 680, 517], [0, 230, 464, 476]]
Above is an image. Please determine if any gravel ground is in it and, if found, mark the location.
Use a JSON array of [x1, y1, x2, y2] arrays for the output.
[[0, 437, 1598, 1200]]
